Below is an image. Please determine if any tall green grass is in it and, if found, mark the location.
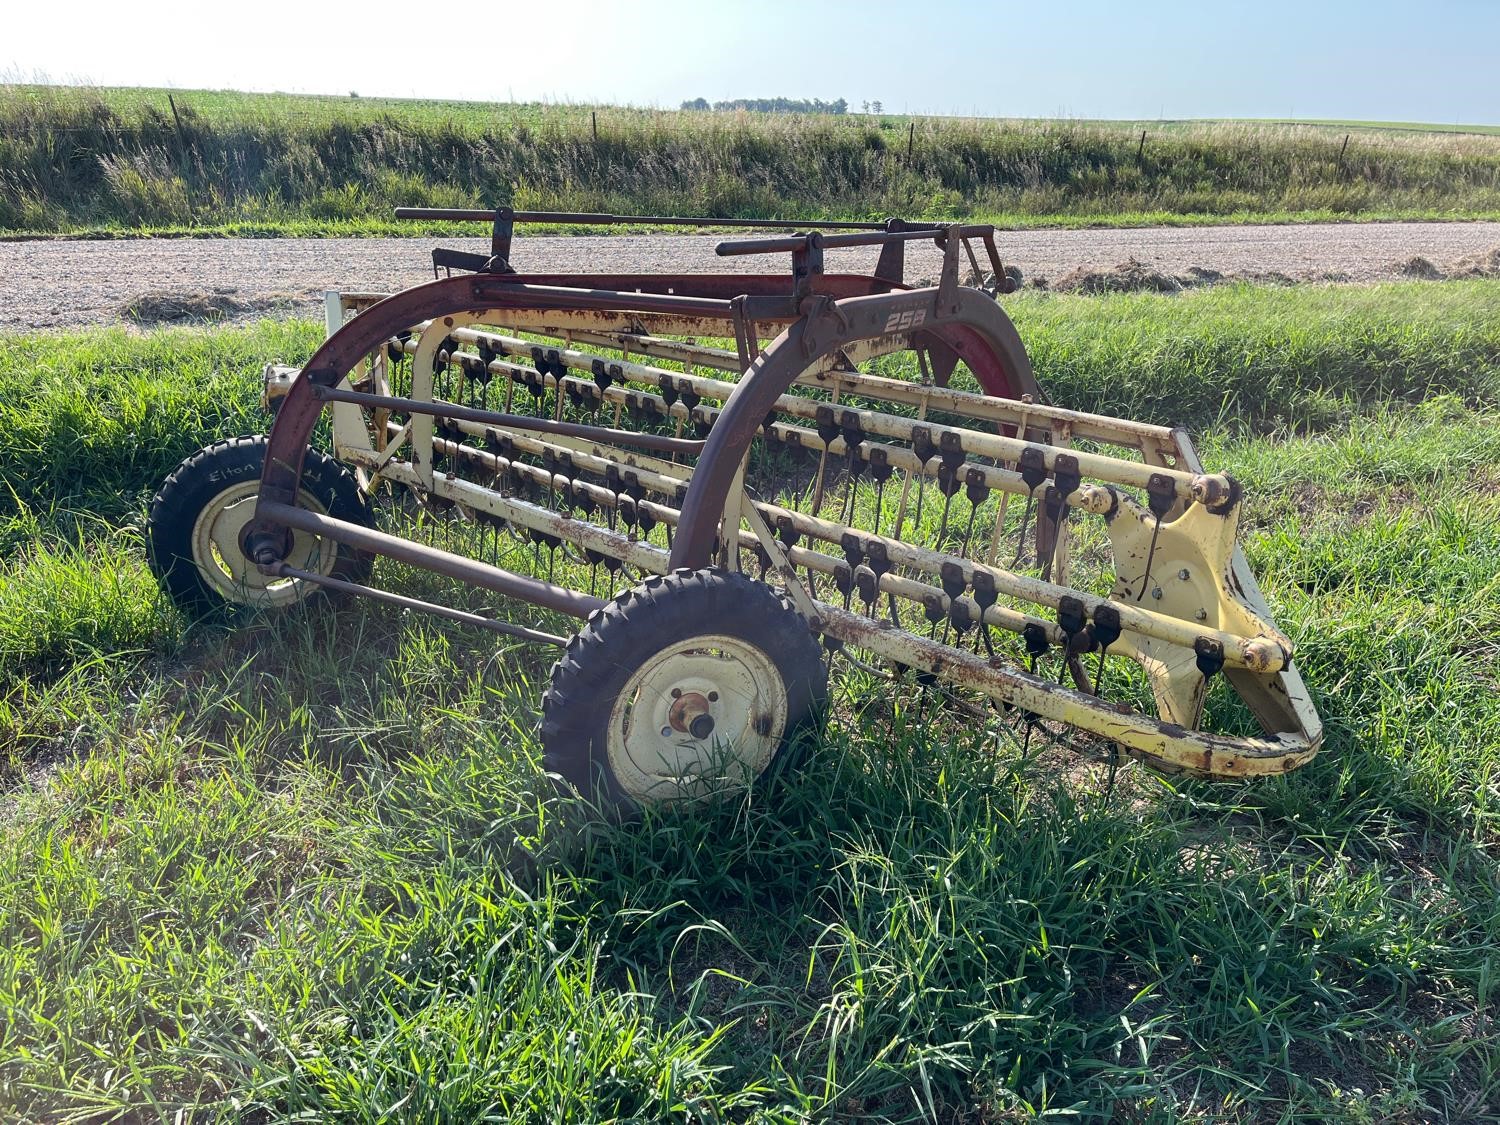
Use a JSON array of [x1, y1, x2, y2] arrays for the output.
[[6, 84, 1500, 235], [2, 281, 1499, 1119], [1015, 280, 1500, 429]]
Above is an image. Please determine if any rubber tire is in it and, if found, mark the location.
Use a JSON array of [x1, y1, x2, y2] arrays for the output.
[[146, 435, 373, 615], [541, 567, 828, 817]]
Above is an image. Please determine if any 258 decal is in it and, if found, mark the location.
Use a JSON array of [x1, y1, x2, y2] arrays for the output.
[[882, 307, 927, 333]]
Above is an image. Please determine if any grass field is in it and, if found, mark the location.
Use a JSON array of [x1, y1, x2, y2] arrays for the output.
[[2, 280, 1500, 1120], [4, 84, 1500, 238]]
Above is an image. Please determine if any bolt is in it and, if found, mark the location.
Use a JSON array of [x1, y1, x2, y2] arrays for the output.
[[1194, 609, 1208, 621], [1151, 587, 1163, 600], [707, 691, 719, 702], [1178, 568, 1191, 581], [671, 687, 682, 698]]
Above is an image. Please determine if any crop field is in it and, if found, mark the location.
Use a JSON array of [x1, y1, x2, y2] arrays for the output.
[[1, 278, 1498, 1121], [4, 84, 1500, 238]]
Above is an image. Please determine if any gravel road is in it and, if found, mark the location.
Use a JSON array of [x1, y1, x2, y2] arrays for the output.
[[3, 221, 1499, 331]]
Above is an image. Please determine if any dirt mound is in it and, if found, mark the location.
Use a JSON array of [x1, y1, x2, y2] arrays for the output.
[[1031, 260, 1335, 294], [1051, 258, 1182, 294], [122, 290, 252, 322], [1448, 245, 1500, 278], [120, 289, 302, 324], [1387, 246, 1500, 281], [1181, 266, 1225, 284], [1241, 270, 1297, 286], [1396, 256, 1446, 280]]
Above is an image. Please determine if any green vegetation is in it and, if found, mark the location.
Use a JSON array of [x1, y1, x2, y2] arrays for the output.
[[1259, 119, 1500, 137], [5, 83, 1500, 238], [3, 280, 1500, 1119]]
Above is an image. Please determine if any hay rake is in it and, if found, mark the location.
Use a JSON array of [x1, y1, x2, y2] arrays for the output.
[[147, 209, 1322, 813]]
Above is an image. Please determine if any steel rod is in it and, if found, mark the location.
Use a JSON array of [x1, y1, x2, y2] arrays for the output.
[[255, 501, 604, 619], [311, 384, 704, 456], [715, 225, 990, 257], [272, 563, 567, 646], [393, 207, 894, 230]]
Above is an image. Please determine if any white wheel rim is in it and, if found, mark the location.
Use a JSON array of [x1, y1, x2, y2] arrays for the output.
[[189, 482, 338, 608], [607, 633, 790, 805]]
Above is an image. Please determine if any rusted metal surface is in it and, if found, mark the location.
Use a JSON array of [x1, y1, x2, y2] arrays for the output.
[[715, 224, 996, 258], [208, 214, 1323, 783], [813, 603, 1317, 777], [484, 273, 908, 301], [250, 275, 736, 557], [668, 284, 1041, 570], [749, 498, 1286, 672]]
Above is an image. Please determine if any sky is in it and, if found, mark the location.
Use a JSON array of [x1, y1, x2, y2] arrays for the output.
[[6, 0, 1498, 124]]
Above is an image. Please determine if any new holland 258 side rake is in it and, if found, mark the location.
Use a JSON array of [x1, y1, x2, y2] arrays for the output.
[[147, 210, 1322, 813]]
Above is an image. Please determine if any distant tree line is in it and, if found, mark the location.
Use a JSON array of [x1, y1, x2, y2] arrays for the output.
[[680, 97, 849, 114]]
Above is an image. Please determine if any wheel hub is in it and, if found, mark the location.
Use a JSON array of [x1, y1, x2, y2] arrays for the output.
[[190, 482, 336, 607], [607, 635, 789, 804], [667, 688, 716, 738]]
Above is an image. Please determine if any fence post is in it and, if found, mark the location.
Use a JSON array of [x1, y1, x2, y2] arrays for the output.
[[592, 110, 598, 143], [167, 93, 191, 153], [166, 93, 200, 219], [1136, 129, 1147, 162], [906, 120, 915, 166]]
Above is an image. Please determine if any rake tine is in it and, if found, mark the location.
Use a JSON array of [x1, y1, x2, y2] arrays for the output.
[[1012, 488, 1037, 567], [1099, 752, 1122, 811], [891, 352, 935, 544], [1134, 514, 1164, 601], [911, 471, 930, 546], [1134, 474, 1179, 601], [984, 486, 1012, 567], [958, 501, 981, 563], [936, 490, 956, 550], [809, 439, 831, 516]]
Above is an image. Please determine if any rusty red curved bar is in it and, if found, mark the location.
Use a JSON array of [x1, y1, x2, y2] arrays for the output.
[[246, 271, 1036, 569]]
